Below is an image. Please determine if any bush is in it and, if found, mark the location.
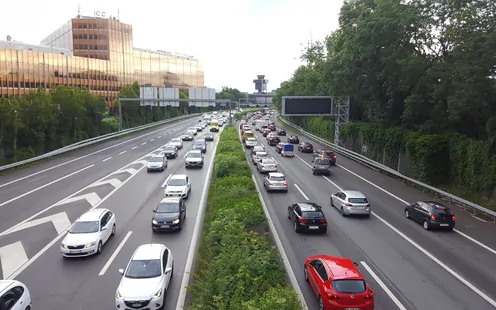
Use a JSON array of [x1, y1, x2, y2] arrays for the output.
[[188, 126, 302, 310]]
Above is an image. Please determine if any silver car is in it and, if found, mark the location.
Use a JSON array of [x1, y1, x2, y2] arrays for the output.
[[257, 158, 278, 173], [252, 151, 268, 164], [181, 132, 194, 141], [263, 172, 288, 192], [187, 127, 198, 135], [330, 190, 371, 217], [185, 150, 204, 168], [251, 145, 265, 155], [169, 138, 183, 149], [147, 154, 167, 172]]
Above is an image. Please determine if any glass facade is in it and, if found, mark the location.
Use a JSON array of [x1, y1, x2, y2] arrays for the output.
[[0, 17, 204, 103]]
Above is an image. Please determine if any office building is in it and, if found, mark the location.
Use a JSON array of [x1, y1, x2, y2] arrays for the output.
[[0, 15, 204, 103]]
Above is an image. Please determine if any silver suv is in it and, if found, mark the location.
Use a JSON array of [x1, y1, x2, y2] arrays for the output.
[[185, 150, 204, 168]]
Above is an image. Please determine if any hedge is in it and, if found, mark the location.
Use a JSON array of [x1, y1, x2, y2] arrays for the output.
[[188, 126, 301, 310]]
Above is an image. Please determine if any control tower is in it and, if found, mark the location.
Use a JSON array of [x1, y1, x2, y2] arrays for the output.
[[253, 75, 268, 94]]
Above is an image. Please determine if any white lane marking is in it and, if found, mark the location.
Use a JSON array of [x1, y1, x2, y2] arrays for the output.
[[55, 193, 101, 207], [150, 139, 155, 142], [0, 118, 194, 188], [142, 142, 147, 145], [161, 174, 172, 188], [453, 229, 496, 255], [360, 261, 407, 310], [158, 136, 162, 138], [295, 154, 496, 306], [176, 129, 221, 310], [294, 184, 309, 200], [472, 216, 488, 223], [89, 178, 122, 188], [98, 231, 133, 276], [131, 146, 138, 150], [119, 151, 127, 155], [9, 212, 71, 235], [0, 242, 28, 281], [114, 168, 138, 175], [0, 165, 94, 207], [102, 157, 112, 162]]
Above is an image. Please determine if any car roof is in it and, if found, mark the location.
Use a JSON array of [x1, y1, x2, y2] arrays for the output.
[[296, 202, 321, 211], [261, 158, 275, 163], [150, 154, 164, 158], [160, 197, 181, 204], [189, 150, 202, 154], [254, 145, 264, 148], [316, 255, 362, 279], [171, 138, 181, 140], [77, 208, 108, 221], [195, 139, 206, 142], [342, 190, 366, 198], [0, 280, 18, 294], [255, 151, 267, 155], [247, 138, 256, 141], [423, 201, 448, 209], [132, 244, 167, 260], [268, 172, 285, 178], [170, 174, 187, 180]]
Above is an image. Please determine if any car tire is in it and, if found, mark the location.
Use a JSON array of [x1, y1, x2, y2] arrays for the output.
[[287, 210, 291, 219], [318, 296, 324, 310], [304, 266, 309, 282], [25, 306, 31, 310], [423, 220, 430, 230], [111, 224, 116, 236], [404, 209, 410, 219], [330, 197, 334, 207], [294, 221, 300, 233], [97, 241, 103, 254], [340, 207, 347, 217], [284, 190, 288, 193]]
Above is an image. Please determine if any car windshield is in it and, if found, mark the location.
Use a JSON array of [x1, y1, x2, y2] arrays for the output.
[[247, 138, 256, 142], [302, 211, 324, 219], [70, 221, 99, 234], [168, 178, 186, 186], [262, 159, 275, 165], [205, 133, 213, 137], [164, 147, 175, 152], [331, 280, 366, 293], [156, 202, 180, 213], [188, 152, 202, 158], [348, 198, 368, 203], [149, 157, 163, 162], [125, 259, 162, 279], [270, 176, 286, 181]]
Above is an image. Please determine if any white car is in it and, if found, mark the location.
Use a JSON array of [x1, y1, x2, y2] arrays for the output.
[[0, 280, 31, 310], [147, 154, 167, 172], [168, 138, 183, 149], [187, 128, 198, 135], [164, 174, 191, 199], [245, 138, 257, 148], [115, 244, 174, 310], [61, 208, 116, 257], [252, 151, 268, 164]]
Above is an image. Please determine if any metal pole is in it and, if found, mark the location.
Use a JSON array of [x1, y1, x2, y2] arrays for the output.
[[228, 101, 232, 125], [118, 99, 123, 132]]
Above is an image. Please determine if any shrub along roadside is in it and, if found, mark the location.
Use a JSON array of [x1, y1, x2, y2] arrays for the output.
[[188, 126, 301, 310]]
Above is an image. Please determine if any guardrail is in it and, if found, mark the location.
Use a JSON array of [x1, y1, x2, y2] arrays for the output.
[[278, 117, 496, 222], [0, 113, 201, 172]]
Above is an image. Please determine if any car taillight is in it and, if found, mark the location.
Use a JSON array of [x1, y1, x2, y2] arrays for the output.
[[298, 218, 308, 223], [312, 147, 314, 150], [261, 165, 265, 169], [328, 167, 331, 170], [430, 215, 436, 221], [274, 165, 278, 169], [326, 293, 340, 300], [320, 218, 327, 223], [268, 181, 274, 185], [365, 292, 374, 299], [452, 215, 456, 221], [346, 203, 353, 207], [333, 155, 336, 159], [282, 181, 288, 185], [366, 203, 371, 208]]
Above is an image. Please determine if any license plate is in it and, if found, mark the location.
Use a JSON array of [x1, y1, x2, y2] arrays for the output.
[[345, 308, 360, 310], [132, 304, 142, 307], [70, 250, 82, 253], [440, 224, 449, 227], [161, 225, 170, 228], [309, 226, 319, 229]]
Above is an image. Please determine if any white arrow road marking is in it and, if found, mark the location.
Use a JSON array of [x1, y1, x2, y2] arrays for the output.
[[89, 178, 122, 188], [114, 168, 138, 175], [0, 242, 28, 280], [56, 192, 101, 207], [134, 160, 148, 165], [8, 212, 71, 235], [161, 174, 172, 188]]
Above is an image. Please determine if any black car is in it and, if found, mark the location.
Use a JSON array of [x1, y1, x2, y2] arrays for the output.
[[162, 146, 178, 159], [181, 132, 194, 141], [312, 158, 331, 175], [287, 135, 300, 144], [277, 128, 286, 136], [405, 201, 456, 231], [151, 197, 186, 232], [287, 202, 327, 233], [298, 142, 314, 153], [267, 136, 280, 146], [204, 132, 214, 141], [312, 149, 337, 165]]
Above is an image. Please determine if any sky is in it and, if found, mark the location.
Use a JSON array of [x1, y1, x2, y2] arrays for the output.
[[0, 0, 343, 92]]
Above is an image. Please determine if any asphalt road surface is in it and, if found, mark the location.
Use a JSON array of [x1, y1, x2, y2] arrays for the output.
[[244, 117, 496, 310], [0, 116, 221, 309]]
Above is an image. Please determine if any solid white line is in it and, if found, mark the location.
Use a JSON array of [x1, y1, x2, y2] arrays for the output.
[[453, 229, 496, 255], [119, 151, 127, 155], [294, 184, 309, 200], [98, 231, 133, 276], [176, 129, 221, 310], [151, 139, 155, 142], [131, 146, 138, 150], [360, 261, 407, 310], [0, 118, 194, 188], [161, 174, 172, 188], [102, 157, 112, 162], [141, 142, 147, 145], [0, 165, 94, 207], [472, 215, 488, 223]]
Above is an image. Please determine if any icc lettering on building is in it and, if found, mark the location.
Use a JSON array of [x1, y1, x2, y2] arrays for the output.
[[0, 16, 204, 103]]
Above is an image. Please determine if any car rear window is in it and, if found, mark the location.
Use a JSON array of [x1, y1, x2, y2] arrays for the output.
[[270, 176, 286, 181], [348, 198, 368, 203], [302, 211, 324, 219], [315, 159, 330, 165], [331, 280, 366, 293]]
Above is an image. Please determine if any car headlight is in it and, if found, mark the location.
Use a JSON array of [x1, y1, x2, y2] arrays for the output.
[[172, 219, 180, 224], [61, 243, 67, 249], [152, 220, 158, 224], [152, 289, 162, 299], [85, 242, 96, 248], [116, 290, 123, 300]]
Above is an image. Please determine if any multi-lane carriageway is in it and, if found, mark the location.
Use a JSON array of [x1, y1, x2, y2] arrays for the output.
[[245, 117, 496, 310], [0, 117, 221, 309]]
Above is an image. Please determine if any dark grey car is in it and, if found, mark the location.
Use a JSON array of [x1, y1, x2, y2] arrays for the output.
[[312, 158, 331, 175]]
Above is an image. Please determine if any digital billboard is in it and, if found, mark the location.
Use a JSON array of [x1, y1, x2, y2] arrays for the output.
[[281, 96, 333, 116]]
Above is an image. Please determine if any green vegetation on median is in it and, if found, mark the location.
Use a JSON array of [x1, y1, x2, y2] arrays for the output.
[[188, 126, 301, 310]]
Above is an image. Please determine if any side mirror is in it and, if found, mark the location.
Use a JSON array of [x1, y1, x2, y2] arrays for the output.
[[164, 267, 173, 274], [118, 269, 124, 275], [101, 227, 107, 231], [152, 210, 156, 212]]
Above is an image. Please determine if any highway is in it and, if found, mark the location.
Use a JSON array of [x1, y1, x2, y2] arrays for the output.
[[245, 116, 496, 310], [0, 115, 219, 309]]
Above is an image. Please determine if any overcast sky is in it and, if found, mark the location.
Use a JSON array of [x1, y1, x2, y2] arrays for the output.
[[0, 0, 343, 92]]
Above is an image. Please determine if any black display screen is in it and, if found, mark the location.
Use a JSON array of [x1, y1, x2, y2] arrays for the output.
[[284, 98, 332, 115]]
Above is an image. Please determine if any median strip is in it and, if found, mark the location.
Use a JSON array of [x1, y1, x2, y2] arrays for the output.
[[188, 126, 302, 309]]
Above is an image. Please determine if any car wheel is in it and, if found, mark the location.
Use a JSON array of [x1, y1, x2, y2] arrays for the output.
[[25, 306, 31, 310], [423, 220, 430, 230], [318, 296, 324, 310], [294, 221, 300, 233], [340, 207, 347, 217], [304, 266, 309, 282], [97, 241, 103, 254], [404, 209, 410, 219], [287, 210, 291, 219], [330, 197, 334, 207], [111, 224, 116, 236], [284, 190, 288, 193]]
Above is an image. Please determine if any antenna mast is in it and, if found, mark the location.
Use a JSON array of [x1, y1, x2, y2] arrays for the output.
[[77, 4, 81, 17]]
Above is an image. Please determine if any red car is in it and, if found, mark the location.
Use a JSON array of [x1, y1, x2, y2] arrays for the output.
[[304, 255, 374, 310], [268, 123, 276, 131]]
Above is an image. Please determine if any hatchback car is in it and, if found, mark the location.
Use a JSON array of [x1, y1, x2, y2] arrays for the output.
[[251, 145, 265, 155], [287, 135, 300, 144], [152, 197, 187, 232], [277, 128, 286, 136], [164, 174, 191, 199], [405, 201, 456, 230], [162, 145, 178, 159], [252, 151, 268, 164], [147, 154, 167, 172], [304, 255, 374, 310], [267, 135, 280, 146], [263, 172, 288, 192], [185, 150, 204, 168], [61, 208, 116, 257], [312, 158, 331, 175], [257, 158, 278, 173], [204, 132, 214, 141], [0, 280, 31, 310], [168, 138, 183, 149], [313, 149, 337, 165], [115, 244, 174, 310], [330, 190, 371, 217], [193, 139, 207, 153], [298, 142, 314, 153], [287, 202, 327, 233]]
